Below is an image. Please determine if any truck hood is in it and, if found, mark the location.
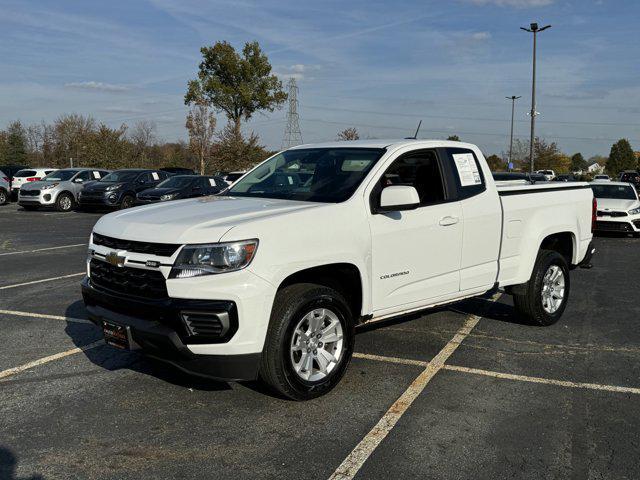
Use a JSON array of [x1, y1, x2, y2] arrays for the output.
[[94, 195, 322, 244], [596, 198, 640, 212]]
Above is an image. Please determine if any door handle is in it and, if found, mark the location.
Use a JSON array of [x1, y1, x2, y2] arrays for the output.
[[439, 215, 459, 226]]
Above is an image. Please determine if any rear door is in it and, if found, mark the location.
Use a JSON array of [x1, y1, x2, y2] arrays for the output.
[[368, 148, 463, 314]]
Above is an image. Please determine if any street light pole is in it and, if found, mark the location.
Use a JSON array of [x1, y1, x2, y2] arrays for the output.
[[521, 22, 551, 173], [506, 95, 521, 170]]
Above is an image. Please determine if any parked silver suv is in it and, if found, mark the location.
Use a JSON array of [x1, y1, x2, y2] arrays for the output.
[[18, 168, 110, 211]]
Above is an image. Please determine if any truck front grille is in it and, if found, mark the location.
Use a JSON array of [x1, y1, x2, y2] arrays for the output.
[[89, 259, 168, 299], [93, 233, 180, 257]]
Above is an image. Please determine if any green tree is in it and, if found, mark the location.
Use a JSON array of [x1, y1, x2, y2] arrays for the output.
[[185, 41, 287, 136], [607, 139, 636, 175], [6, 121, 27, 164], [570, 152, 587, 172], [485, 154, 505, 171], [214, 123, 270, 172]]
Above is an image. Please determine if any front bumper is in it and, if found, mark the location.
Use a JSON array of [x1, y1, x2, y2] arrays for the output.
[[594, 215, 640, 233], [82, 278, 261, 381], [78, 191, 122, 207], [18, 189, 57, 206]]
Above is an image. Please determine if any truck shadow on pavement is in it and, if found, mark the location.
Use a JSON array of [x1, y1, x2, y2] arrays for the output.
[[63, 301, 233, 394], [0, 447, 44, 480]]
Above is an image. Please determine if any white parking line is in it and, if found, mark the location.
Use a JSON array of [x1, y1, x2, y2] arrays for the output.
[[329, 313, 483, 480], [0, 243, 86, 256], [443, 364, 640, 395], [0, 272, 84, 290], [0, 309, 92, 324], [0, 340, 103, 380]]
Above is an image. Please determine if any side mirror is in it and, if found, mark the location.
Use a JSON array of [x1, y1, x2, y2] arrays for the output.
[[378, 185, 420, 213]]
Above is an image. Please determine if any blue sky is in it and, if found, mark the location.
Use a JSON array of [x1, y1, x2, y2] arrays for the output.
[[1, 0, 638, 158]]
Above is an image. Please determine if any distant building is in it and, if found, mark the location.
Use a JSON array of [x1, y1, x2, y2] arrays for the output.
[[587, 162, 605, 175]]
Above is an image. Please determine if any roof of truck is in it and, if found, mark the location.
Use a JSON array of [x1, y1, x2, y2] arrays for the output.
[[287, 139, 478, 151]]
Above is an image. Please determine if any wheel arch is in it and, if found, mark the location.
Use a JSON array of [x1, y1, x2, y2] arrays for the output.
[[277, 263, 365, 321], [539, 231, 576, 266]]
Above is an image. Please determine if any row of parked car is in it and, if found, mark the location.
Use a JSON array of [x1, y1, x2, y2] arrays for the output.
[[0, 165, 247, 211]]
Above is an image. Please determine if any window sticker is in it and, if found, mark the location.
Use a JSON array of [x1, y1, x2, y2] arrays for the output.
[[93, 171, 101, 179], [209, 178, 216, 186], [151, 172, 159, 180], [453, 153, 481, 186]]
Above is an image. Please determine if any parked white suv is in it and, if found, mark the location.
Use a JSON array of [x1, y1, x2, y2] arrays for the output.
[[82, 140, 595, 400], [11, 168, 56, 195]]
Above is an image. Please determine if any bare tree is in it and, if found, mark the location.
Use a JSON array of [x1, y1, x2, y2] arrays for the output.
[[337, 127, 359, 141], [186, 103, 217, 175], [129, 120, 157, 162]]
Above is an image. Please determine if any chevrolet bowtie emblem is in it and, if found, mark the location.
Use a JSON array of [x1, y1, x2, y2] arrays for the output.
[[106, 251, 126, 268]]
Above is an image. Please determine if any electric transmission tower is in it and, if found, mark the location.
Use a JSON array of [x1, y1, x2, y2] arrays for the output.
[[281, 78, 303, 149]]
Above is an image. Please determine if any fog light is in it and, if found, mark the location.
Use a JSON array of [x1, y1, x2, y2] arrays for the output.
[[43, 194, 51, 201], [108, 194, 117, 202]]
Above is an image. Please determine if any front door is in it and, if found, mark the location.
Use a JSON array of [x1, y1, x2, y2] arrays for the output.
[[368, 149, 463, 314]]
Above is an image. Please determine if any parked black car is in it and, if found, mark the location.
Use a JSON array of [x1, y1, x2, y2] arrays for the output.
[[135, 175, 226, 205], [554, 174, 578, 182], [160, 167, 196, 176], [78, 169, 169, 210], [619, 170, 640, 189]]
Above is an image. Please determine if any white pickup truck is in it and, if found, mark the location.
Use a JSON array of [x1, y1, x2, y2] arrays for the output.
[[82, 140, 596, 400]]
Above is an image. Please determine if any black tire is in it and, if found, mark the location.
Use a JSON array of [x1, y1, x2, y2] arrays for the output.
[[120, 194, 135, 209], [55, 192, 74, 212], [0, 189, 7, 205], [21, 205, 39, 211], [512, 249, 570, 326], [259, 283, 355, 401]]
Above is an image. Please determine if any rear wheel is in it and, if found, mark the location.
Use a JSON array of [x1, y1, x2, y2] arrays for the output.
[[120, 194, 135, 209], [55, 193, 74, 212], [0, 189, 7, 205], [259, 283, 354, 400], [513, 249, 570, 326]]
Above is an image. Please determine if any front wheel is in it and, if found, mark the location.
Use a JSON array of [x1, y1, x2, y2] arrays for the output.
[[259, 283, 354, 400], [513, 249, 570, 326], [55, 193, 74, 212], [120, 194, 135, 209]]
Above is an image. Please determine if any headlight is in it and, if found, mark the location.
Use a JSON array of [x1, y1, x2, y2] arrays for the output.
[[170, 240, 258, 278], [105, 184, 122, 191], [160, 193, 178, 201], [41, 183, 59, 190], [629, 207, 640, 215]]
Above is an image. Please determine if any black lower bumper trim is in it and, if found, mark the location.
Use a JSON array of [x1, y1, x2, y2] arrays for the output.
[[578, 241, 596, 269], [82, 279, 258, 381]]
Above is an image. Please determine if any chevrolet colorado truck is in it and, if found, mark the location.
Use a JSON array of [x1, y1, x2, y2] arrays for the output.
[[82, 140, 596, 400]]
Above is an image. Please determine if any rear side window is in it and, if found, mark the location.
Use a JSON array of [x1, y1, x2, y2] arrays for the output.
[[445, 148, 486, 200], [15, 170, 36, 177], [380, 150, 447, 206]]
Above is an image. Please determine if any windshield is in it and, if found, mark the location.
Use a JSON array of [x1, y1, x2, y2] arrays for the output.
[[100, 171, 139, 183], [43, 170, 78, 182], [591, 184, 637, 200], [227, 148, 385, 202], [157, 176, 194, 188]]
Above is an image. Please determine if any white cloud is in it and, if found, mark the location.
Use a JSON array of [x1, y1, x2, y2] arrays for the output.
[[466, 0, 554, 6], [471, 31, 492, 41], [103, 106, 142, 114], [64, 81, 130, 93]]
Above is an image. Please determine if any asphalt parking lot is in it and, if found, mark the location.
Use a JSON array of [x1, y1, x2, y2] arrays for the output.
[[1, 201, 639, 480]]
